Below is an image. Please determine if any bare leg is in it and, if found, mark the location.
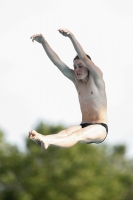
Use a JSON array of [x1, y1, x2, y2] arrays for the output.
[[28, 125, 107, 149], [28, 126, 81, 148]]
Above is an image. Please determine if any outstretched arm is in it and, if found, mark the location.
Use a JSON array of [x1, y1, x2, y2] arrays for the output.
[[30, 34, 74, 81], [58, 28, 102, 78]]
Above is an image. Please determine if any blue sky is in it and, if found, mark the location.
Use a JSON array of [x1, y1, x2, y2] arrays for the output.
[[0, 0, 133, 157]]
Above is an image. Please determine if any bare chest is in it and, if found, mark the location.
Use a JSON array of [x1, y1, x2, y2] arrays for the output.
[[76, 78, 96, 102], [74, 76, 106, 109]]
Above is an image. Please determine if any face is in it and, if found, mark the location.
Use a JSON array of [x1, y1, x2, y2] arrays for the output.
[[73, 59, 89, 80]]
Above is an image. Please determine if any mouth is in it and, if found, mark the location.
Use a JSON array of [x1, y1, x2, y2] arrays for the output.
[[77, 73, 82, 76]]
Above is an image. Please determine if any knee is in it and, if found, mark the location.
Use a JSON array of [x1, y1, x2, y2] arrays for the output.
[[95, 130, 107, 143], [84, 129, 106, 143]]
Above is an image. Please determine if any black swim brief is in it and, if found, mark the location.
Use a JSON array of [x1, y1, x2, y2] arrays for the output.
[[80, 123, 108, 133], [80, 123, 108, 143]]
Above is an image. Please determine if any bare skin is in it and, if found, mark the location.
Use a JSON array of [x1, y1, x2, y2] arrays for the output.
[[29, 28, 107, 149]]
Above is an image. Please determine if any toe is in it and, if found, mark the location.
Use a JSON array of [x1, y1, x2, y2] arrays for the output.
[[28, 130, 37, 138]]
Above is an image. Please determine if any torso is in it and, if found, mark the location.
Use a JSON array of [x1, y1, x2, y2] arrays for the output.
[[72, 72, 107, 124]]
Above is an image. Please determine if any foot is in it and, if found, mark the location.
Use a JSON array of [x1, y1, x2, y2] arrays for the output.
[[28, 130, 49, 149]]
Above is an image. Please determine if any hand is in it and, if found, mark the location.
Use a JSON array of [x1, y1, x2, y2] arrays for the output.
[[58, 28, 72, 37], [30, 34, 45, 44]]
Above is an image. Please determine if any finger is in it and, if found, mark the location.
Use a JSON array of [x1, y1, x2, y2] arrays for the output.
[[58, 28, 64, 32], [30, 34, 37, 39], [60, 30, 64, 33], [58, 29, 62, 33], [30, 35, 34, 39], [58, 31, 63, 35], [30, 35, 35, 41], [31, 35, 38, 42]]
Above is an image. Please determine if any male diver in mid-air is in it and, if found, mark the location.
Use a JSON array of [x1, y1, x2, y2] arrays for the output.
[[29, 28, 108, 149]]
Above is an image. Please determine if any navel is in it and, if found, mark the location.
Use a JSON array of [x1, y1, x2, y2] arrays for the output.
[[91, 91, 93, 94]]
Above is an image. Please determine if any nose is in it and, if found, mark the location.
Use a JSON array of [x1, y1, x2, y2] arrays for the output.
[[75, 67, 80, 72]]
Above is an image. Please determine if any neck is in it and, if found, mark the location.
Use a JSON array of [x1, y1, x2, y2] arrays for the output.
[[80, 74, 89, 84]]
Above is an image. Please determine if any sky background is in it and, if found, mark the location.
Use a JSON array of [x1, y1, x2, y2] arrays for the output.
[[0, 0, 133, 158]]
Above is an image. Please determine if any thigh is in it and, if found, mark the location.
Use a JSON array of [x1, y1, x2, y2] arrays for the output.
[[66, 125, 82, 135], [59, 125, 81, 136], [78, 124, 107, 144]]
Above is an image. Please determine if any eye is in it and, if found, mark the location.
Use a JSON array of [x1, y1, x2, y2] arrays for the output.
[[79, 65, 83, 68]]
